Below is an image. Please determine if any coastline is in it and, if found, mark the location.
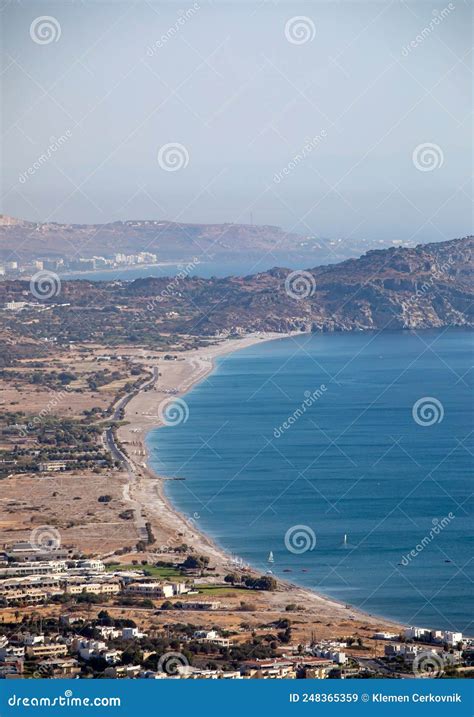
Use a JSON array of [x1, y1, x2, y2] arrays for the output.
[[116, 331, 403, 633]]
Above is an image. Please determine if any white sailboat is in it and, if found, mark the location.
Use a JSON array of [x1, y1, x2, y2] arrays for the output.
[[268, 551, 274, 563]]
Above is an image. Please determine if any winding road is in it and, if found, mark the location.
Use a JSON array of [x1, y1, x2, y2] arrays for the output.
[[102, 366, 159, 542]]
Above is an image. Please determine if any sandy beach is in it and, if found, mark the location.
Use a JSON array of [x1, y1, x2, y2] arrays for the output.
[[116, 331, 402, 633]]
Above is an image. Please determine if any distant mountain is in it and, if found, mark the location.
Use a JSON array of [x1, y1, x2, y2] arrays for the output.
[[1, 237, 472, 349], [0, 215, 416, 266], [0, 216, 323, 263]]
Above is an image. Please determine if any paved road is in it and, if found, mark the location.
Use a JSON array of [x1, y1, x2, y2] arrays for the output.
[[110, 366, 158, 421], [103, 366, 159, 543]]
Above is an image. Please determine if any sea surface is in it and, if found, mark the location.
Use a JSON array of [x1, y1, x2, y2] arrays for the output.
[[147, 330, 473, 633], [62, 259, 296, 281], [61, 256, 333, 281]]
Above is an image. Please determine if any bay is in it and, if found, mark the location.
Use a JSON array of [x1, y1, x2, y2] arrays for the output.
[[147, 329, 473, 633]]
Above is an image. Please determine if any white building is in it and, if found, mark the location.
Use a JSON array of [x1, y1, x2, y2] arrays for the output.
[[124, 581, 188, 598], [102, 650, 122, 665], [96, 626, 120, 640], [373, 632, 398, 640], [0, 561, 67, 578], [125, 582, 173, 598], [121, 627, 147, 640], [22, 633, 45, 646], [403, 626, 429, 640], [192, 630, 230, 648], [443, 631, 463, 646], [312, 647, 346, 664], [77, 640, 107, 661], [5, 301, 26, 310], [385, 644, 423, 662], [69, 559, 105, 573], [0, 645, 26, 660]]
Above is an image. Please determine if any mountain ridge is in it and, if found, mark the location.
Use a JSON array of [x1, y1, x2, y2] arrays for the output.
[[0, 215, 438, 266], [0, 236, 472, 348], [0, 215, 320, 262]]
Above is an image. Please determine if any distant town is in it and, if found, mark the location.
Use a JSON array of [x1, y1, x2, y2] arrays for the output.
[[0, 252, 160, 279]]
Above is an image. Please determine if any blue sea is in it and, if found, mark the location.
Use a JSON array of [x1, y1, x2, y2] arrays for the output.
[[147, 330, 473, 633], [63, 258, 313, 282]]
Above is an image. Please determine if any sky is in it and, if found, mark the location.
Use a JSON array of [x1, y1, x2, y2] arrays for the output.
[[1, 0, 472, 245]]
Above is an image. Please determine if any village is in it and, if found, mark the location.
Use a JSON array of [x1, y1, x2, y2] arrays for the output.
[[0, 541, 472, 680]]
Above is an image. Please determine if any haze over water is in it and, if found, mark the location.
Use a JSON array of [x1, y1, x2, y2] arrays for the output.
[[148, 330, 473, 632]]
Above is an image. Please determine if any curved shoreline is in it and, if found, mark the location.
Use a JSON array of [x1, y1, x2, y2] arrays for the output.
[[117, 332, 404, 633]]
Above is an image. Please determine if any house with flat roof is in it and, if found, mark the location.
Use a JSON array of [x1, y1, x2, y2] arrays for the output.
[[26, 643, 68, 659]]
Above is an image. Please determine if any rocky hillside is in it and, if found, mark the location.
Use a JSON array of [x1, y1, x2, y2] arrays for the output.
[[124, 236, 473, 335], [0, 236, 472, 347]]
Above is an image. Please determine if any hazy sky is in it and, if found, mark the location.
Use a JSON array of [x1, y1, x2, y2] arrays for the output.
[[2, 0, 472, 244]]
